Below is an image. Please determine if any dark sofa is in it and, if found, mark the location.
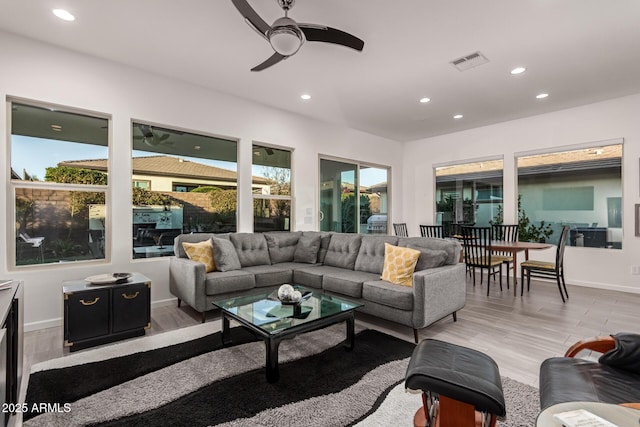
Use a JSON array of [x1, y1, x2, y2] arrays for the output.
[[539, 332, 640, 409]]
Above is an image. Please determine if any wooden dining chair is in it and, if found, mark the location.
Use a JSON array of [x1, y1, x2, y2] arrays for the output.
[[393, 223, 409, 237], [461, 226, 503, 295], [419, 225, 444, 238], [520, 226, 570, 302], [491, 224, 519, 288]]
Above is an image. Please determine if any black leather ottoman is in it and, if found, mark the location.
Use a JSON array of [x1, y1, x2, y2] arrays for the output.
[[405, 339, 506, 427]]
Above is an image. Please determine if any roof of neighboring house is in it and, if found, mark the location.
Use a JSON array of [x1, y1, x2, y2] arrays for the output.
[[58, 155, 269, 184]]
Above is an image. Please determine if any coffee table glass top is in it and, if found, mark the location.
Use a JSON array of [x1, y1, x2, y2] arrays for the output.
[[212, 286, 362, 335]]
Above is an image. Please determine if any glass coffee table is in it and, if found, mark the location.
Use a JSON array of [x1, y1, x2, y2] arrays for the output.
[[212, 286, 363, 383]]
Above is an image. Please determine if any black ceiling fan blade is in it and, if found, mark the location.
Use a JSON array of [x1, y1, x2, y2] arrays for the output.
[[231, 0, 271, 39], [299, 24, 364, 51], [251, 52, 287, 72]]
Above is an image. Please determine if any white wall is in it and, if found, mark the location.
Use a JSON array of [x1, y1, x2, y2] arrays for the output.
[[0, 32, 404, 330], [403, 93, 640, 293]]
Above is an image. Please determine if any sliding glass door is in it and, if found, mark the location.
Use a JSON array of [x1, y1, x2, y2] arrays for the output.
[[319, 158, 389, 234], [320, 159, 358, 233]]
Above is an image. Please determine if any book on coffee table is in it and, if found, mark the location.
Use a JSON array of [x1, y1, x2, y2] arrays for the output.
[[554, 409, 619, 427]]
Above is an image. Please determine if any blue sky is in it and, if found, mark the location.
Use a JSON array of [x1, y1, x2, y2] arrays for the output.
[[11, 135, 387, 186]]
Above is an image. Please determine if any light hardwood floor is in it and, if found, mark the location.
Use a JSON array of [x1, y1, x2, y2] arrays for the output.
[[22, 275, 640, 391]]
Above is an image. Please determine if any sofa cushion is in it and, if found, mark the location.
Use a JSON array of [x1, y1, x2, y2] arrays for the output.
[[302, 231, 333, 263], [204, 270, 255, 296], [174, 233, 220, 258], [264, 231, 301, 264], [181, 239, 215, 273], [363, 280, 413, 311], [230, 233, 271, 267], [292, 265, 328, 289], [599, 332, 640, 374], [408, 247, 449, 270], [381, 243, 421, 286], [324, 234, 362, 270], [241, 265, 294, 288], [398, 237, 460, 267], [211, 237, 242, 272], [354, 235, 399, 274], [323, 269, 380, 299], [294, 234, 322, 263]]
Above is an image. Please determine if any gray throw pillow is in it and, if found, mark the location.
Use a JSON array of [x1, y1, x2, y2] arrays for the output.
[[408, 246, 449, 271], [294, 234, 322, 263], [211, 237, 242, 271], [598, 332, 640, 374]]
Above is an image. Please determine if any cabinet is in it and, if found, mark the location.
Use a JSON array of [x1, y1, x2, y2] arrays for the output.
[[63, 273, 151, 351], [0, 281, 23, 427]]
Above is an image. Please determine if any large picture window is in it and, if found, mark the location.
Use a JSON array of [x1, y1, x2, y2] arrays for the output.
[[516, 142, 622, 248], [131, 122, 238, 258], [10, 101, 109, 267], [252, 144, 292, 232], [435, 158, 504, 235]]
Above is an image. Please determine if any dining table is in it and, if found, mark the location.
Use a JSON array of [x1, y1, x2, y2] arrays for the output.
[[490, 240, 552, 295]]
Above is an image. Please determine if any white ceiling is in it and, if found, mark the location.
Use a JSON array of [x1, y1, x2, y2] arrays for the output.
[[1, 0, 640, 142]]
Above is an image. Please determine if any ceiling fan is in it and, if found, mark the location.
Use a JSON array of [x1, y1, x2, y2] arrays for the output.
[[134, 124, 173, 147], [231, 0, 365, 71]]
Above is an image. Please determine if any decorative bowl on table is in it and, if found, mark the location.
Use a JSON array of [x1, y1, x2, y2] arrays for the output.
[[85, 273, 132, 285], [277, 284, 303, 305]]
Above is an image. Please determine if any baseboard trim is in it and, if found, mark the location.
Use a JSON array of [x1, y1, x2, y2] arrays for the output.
[[25, 297, 180, 332], [569, 280, 640, 294]]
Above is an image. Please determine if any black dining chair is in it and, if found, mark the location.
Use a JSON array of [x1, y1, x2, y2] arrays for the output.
[[461, 226, 503, 295], [393, 223, 409, 237], [491, 224, 519, 288], [520, 226, 570, 302], [419, 225, 444, 238]]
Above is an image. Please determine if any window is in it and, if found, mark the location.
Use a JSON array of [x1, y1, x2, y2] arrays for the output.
[[252, 144, 292, 232], [132, 122, 238, 258], [319, 158, 389, 234], [516, 142, 622, 248], [133, 180, 150, 190], [10, 101, 109, 267], [435, 158, 504, 235]]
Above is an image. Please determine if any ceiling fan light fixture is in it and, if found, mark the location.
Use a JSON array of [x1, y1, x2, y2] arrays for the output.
[[269, 17, 304, 55]]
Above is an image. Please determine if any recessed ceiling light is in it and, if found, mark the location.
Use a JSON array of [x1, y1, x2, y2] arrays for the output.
[[53, 9, 75, 21], [419, 97, 431, 104], [453, 114, 463, 119], [536, 93, 549, 99], [510, 67, 526, 75], [300, 94, 311, 100], [194, 145, 201, 150]]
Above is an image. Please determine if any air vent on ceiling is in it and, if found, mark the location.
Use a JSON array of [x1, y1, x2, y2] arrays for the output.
[[451, 51, 489, 71]]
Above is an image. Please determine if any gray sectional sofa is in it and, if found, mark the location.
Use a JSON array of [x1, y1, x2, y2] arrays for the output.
[[169, 231, 466, 342]]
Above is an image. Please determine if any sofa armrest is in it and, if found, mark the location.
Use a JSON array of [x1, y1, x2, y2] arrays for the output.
[[411, 263, 466, 328], [565, 336, 616, 357], [169, 256, 207, 312]]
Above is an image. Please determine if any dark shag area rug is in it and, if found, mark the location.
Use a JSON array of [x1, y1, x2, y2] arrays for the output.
[[24, 324, 539, 426]]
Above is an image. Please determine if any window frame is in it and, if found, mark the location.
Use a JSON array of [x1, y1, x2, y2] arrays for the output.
[[130, 119, 240, 258], [433, 155, 504, 229], [318, 154, 391, 235], [252, 142, 294, 232], [8, 97, 112, 269], [515, 139, 623, 248]]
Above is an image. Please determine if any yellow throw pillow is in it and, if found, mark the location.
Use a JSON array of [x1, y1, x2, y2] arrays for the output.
[[182, 239, 215, 273], [381, 243, 421, 287]]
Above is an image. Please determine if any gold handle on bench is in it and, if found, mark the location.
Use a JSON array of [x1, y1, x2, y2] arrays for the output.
[[80, 297, 100, 306], [122, 291, 140, 300]]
